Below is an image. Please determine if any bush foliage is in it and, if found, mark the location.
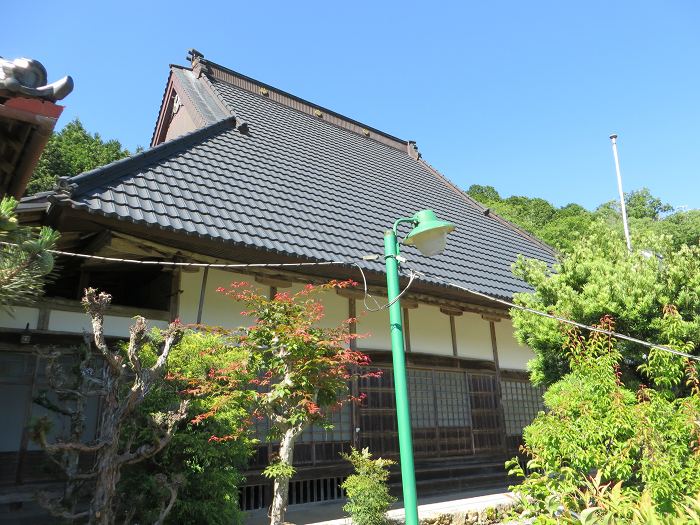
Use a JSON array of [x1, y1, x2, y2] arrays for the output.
[[118, 331, 253, 525], [507, 313, 700, 523], [511, 225, 700, 386], [341, 447, 396, 525]]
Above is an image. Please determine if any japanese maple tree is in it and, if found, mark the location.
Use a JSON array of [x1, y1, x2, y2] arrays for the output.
[[190, 280, 374, 525]]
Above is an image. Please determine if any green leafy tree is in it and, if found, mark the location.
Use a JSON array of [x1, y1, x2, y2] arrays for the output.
[[184, 280, 373, 525], [507, 313, 700, 522], [511, 223, 700, 386], [649, 208, 700, 250], [467, 185, 594, 252], [466, 184, 501, 205], [597, 187, 673, 221], [27, 119, 134, 195], [118, 331, 252, 525], [0, 196, 59, 308], [466, 184, 699, 253]]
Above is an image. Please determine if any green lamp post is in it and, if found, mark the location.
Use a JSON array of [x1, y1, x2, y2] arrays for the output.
[[384, 209, 456, 525]]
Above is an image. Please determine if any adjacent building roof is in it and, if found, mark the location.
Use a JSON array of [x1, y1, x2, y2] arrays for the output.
[[50, 56, 556, 300]]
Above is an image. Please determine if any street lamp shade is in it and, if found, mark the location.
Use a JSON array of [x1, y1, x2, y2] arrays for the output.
[[403, 209, 456, 257]]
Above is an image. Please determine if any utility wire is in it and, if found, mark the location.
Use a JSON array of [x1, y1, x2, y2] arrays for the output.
[[3, 240, 695, 362], [353, 262, 417, 312], [0, 241, 354, 270], [407, 265, 700, 362]]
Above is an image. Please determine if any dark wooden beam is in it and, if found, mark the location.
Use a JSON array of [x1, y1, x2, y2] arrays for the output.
[[255, 275, 292, 288], [196, 267, 209, 324], [349, 297, 357, 351], [402, 307, 411, 353], [489, 320, 508, 453]]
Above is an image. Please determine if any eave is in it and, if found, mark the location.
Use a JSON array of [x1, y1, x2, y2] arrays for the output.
[[34, 203, 513, 319], [0, 97, 63, 199]]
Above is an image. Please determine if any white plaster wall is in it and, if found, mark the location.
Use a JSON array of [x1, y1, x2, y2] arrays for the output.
[[0, 306, 39, 330], [180, 273, 351, 333], [355, 307, 392, 351], [409, 304, 453, 356], [178, 269, 264, 329], [317, 291, 348, 330], [495, 318, 534, 370], [284, 283, 348, 330], [48, 311, 168, 337], [455, 313, 494, 361]]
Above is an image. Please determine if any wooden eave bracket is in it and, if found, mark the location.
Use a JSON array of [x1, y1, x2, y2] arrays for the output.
[[254, 275, 292, 288]]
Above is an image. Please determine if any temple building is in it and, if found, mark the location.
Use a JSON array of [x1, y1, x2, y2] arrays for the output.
[[1, 50, 552, 512]]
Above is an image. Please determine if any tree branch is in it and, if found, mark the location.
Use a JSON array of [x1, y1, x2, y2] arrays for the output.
[[127, 316, 147, 376], [82, 288, 122, 374], [151, 321, 184, 377], [153, 474, 184, 525], [118, 399, 189, 466], [33, 393, 75, 417], [44, 440, 110, 454], [35, 491, 90, 521]]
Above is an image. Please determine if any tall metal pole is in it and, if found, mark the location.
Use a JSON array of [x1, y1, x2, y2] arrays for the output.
[[384, 229, 419, 525], [609, 134, 632, 252]]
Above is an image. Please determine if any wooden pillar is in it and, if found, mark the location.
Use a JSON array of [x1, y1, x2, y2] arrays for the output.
[[195, 267, 209, 324], [349, 297, 357, 351], [169, 267, 182, 322], [486, 316, 508, 453], [36, 307, 50, 331], [402, 307, 411, 353], [402, 299, 418, 354], [440, 307, 462, 357]]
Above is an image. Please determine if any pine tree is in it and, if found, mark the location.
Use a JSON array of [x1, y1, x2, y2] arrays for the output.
[[0, 196, 59, 308]]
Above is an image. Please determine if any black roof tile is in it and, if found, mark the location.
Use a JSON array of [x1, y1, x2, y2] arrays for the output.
[[54, 67, 555, 299]]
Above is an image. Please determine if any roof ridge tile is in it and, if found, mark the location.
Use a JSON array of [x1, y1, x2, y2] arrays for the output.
[[417, 157, 556, 256], [202, 63, 410, 153]]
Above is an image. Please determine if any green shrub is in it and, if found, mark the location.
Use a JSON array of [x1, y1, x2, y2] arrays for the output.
[[507, 312, 700, 523], [341, 448, 396, 525], [118, 331, 253, 524]]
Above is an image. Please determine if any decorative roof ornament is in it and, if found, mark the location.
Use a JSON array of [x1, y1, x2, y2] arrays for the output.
[[0, 57, 73, 102]]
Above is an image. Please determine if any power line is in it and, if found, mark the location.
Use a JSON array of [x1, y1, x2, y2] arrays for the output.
[[0, 241, 355, 270], [407, 265, 700, 362], [353, 262, 418, 311], [3, 240, 695, 362]]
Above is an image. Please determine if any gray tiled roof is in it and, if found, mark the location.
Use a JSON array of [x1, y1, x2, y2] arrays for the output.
[[56, 68, 555, 299]]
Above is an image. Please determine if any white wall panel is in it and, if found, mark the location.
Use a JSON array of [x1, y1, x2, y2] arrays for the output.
[[409, 304, 453, 356], [179, 269, 264, 329], [495, 318, 534, 371], [355, 307, 392, 351], [48, 310, 168, 337], [455, 313, 494, 361], [0, 306, 39, 330]]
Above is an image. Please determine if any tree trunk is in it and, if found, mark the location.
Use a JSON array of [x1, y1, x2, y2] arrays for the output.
[[89, 412, 120, 525], [269, 428, 298, 525]]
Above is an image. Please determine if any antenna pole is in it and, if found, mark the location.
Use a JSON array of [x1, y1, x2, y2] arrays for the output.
[[609, 134, 632, 252]]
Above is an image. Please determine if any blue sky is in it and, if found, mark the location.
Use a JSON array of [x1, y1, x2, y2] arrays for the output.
[[5, 1, 699, 210]]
